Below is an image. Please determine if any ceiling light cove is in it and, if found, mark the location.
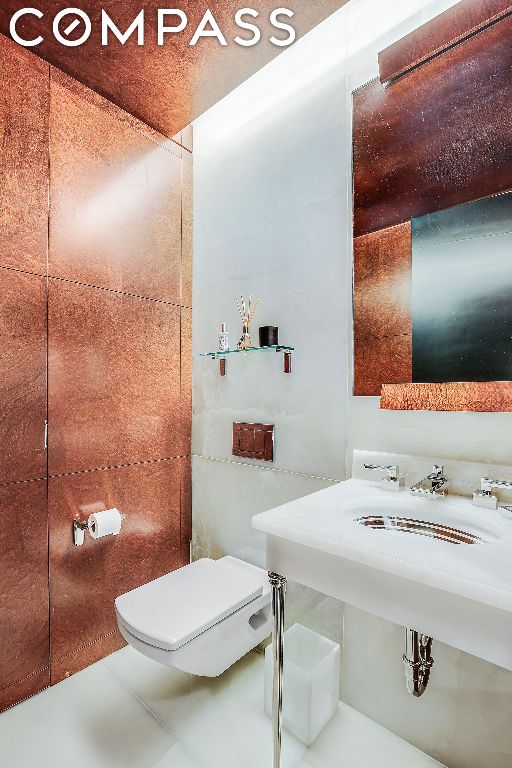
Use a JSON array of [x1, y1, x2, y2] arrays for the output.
[[9, 6, 297, 49]]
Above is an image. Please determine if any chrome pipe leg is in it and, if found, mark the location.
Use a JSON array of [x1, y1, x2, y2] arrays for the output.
[[269, 572, 287, 768], [403, 629, 434, 697]]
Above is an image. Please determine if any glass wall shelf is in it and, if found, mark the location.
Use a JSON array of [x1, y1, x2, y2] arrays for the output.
[[200, 345, 294, 376]]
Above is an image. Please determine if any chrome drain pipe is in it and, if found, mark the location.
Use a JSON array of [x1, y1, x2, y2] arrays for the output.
[[403, 629, 434, 697]]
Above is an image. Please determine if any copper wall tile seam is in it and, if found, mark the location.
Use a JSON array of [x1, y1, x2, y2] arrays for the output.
[[47, 275, 191, 309], [51, 631, 120, 662], [0, 476, 48, 489], [47, 455, 189, 480], [0, 666, 50, 695], [0, 669, 50, 714], [0, 263, 48, 280]]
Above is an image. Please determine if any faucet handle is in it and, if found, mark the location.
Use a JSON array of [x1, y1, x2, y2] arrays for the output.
[[429, 465, 446, 479], [364, 464, 404, 492], [473, 477, 512, 510]]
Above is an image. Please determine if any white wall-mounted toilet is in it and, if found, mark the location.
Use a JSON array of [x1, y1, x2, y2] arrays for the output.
[[115, 556, 272, 677]]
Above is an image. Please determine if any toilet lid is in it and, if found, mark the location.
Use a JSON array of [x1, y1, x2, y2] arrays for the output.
[[115, 558, 265, 652]]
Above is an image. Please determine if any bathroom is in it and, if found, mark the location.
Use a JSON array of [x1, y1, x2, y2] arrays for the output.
[[1, 0, 512, 766]]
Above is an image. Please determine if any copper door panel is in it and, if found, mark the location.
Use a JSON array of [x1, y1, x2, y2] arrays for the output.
[[0, 36, 48, 275], [0, 480, 49, 693], [0, 268, 47, 484], [353, 16, 512, 236], [49, 81, 182, 303], [379, 0, 512, 83], [49, 459, 183, 661], [48, 280, 181, 475]]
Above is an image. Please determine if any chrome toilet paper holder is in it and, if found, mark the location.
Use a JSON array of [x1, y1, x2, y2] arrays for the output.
[[73, 520, 89, 547], [72, 509, 125, 547]]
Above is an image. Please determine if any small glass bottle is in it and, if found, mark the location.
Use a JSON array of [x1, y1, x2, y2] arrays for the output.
[[218, 323, 229, 352]]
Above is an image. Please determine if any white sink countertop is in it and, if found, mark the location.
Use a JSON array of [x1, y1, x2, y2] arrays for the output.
[[253, 451, 512, 670], [253, 478, 512, 612]]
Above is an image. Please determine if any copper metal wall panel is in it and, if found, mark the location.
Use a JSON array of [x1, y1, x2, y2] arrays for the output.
[[0, 480, 49, 695], [49, 459, 183, 662], [381, 381, 512, 411], [353, 223, 412, 340], [51, 67, 179, 152], [1, 25, 193, 706], [353, 223, 412, 396], [49, 81, 183, 303], [353, 16, 512, 237], [379, 0, 512, 83], [48, 279, 181, 475], [0, 36, 48, 275], [354, 334, 412, 397], [0, 3, 345, 139], [0, 269, 47, 484]]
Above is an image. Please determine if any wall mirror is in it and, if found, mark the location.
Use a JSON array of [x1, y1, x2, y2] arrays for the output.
[[412, 192, 512, 384]]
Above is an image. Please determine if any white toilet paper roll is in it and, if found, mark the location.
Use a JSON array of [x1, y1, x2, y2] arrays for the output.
[[88, 508, 123, 539]]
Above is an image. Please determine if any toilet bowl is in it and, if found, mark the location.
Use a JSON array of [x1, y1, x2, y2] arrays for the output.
[[115, 556, 272, 677]]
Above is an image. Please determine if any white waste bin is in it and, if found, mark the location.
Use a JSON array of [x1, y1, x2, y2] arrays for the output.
[[264, 623, 340, 745]]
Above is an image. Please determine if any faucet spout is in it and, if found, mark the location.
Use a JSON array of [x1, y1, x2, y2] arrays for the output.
[[410, 465, 449, 499]]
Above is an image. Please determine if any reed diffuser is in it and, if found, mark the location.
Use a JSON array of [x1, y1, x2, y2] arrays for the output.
[[236, 294, 260, 349]]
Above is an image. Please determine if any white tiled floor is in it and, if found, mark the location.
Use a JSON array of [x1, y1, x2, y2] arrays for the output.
[[0, 649, 444, 767]]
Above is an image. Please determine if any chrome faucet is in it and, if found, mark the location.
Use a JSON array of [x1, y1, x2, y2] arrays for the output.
[[473, 478, 512, 510], [364, 464, 404, 492], [410, 465, 449, 499]]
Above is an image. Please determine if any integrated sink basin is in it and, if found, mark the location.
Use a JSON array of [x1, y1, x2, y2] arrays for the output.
[[347, 497, 502, 545], [253, 471, 512, 671]]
